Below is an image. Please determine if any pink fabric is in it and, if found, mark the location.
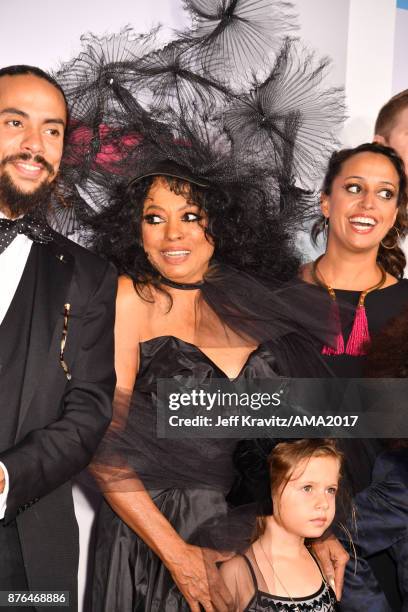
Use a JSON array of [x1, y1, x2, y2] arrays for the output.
[[321, 302, 371, 357], [345, 304, 370, 356], [65, 123, 142, 172]]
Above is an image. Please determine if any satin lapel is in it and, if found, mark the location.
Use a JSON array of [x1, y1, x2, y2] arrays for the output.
[[17, 241, 74, 438]]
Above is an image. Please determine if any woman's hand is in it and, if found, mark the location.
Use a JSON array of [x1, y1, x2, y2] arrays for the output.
[[167, 544, 234, 612], [311, 534, 349, 600]]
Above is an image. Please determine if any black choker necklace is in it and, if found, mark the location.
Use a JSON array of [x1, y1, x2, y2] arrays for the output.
[[160, 276, 204, 290]]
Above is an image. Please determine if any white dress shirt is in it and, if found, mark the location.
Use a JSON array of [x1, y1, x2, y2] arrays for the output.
[[0, 211, 33, 519]]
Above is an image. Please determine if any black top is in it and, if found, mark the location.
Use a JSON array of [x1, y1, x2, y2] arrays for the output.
[[322, 279, 408, 378], [242, 553, 337, 612], [320, 280, 408, 493], [315, 280, 408, 609]]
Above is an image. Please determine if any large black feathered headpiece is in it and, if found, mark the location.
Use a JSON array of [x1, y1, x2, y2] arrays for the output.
[[53, 0, 345, 237]]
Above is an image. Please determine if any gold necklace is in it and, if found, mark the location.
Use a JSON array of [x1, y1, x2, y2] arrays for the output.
[[311, 255, 386, 356]]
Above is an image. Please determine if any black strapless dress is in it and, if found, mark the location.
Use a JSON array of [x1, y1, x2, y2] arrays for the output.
[[92, 335, 286, 612]]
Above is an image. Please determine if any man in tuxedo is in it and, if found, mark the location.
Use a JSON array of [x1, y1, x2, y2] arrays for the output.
[[0, 65, 116, 610]]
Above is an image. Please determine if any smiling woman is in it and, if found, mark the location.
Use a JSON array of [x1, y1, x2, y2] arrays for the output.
[[54, 2, 350, 607], [321, 152, 399, 253], [314, 142, 407, 277], [301, 142, 408, 369], [141, 177, 214, 285], [88, 161, 337, 612], [300, 142, 408, 608]]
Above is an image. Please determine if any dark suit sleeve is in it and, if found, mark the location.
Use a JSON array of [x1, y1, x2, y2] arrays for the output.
[[0, 262, 117, 522]]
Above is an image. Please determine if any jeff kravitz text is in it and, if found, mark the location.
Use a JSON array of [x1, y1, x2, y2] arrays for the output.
[[168, 414, 359, 428]]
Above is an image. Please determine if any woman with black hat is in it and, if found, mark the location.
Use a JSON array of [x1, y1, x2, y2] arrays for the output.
[[55, 2, 347, 609]]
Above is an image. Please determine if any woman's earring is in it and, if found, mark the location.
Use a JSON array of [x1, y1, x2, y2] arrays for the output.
[[381, 225, 400, 250], [323, 217, 329, 242]]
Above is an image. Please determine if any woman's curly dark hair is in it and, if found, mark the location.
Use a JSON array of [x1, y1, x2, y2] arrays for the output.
[[85, 173, 301, 299], [311, 142, 408, 279]]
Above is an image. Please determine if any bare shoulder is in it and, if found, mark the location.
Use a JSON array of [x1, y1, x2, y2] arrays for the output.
[[117, 276, 150, 312], [117, 275, 139, 300], [115, 276, 153, 339]]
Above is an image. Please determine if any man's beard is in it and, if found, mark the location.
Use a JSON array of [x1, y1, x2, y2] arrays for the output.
[[0, 153, 55, 217]]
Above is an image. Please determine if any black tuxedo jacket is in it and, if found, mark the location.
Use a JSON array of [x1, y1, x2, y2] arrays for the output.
[[0, 231, 117, 611]]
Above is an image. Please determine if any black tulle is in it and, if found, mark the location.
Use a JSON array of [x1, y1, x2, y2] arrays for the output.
[[92, 269, 340, 491], [53, 0, 345, 239], [91, 307, 335, 611], [182, 0, 298, 78], [53, 3, 349, 610]]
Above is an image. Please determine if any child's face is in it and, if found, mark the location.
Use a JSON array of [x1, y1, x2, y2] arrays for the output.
[[272, 454, 340, 539]]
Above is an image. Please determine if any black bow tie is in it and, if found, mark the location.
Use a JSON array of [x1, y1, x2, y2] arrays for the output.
[[0, 214, 53, 254]]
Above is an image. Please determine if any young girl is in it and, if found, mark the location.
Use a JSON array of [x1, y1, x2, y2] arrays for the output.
[[221, 439, 342, 611]]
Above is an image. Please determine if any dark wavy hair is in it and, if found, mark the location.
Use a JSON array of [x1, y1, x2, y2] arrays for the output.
[[86, 173, 300, 297], [311, 142, 408, 279]]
